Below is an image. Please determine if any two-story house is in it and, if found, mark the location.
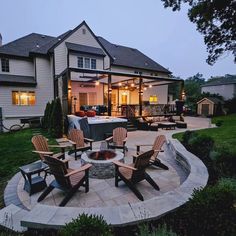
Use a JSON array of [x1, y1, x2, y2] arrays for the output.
[[0, 21, 181, 129]]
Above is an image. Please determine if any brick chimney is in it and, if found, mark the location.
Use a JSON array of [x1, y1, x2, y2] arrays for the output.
[[0, 33, 2, 46]]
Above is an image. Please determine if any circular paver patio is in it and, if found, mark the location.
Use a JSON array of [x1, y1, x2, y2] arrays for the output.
[[4, 117, 210, 228]]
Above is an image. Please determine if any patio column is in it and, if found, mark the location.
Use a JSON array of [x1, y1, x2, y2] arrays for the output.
[[108, 74, 112, 116], [67, 70, 72, 114], [139, 77, 143, 116]]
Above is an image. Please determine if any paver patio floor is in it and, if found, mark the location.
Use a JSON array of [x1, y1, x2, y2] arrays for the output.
[[15, 116, 211, 209]]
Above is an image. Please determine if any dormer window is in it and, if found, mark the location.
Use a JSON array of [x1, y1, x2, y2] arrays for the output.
[[77, 57, 97, 69], [1, 58, 10, 72]]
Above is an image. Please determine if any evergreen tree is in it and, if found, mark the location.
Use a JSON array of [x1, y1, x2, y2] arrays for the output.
[[42, 101, 51, 129], [50, 98, 63, 138]]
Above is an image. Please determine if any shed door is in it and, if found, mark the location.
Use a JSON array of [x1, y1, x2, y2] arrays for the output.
[[202, 104, 209, 116]]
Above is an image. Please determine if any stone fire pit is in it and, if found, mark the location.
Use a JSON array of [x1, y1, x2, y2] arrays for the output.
[[81, 150, 124, 179]]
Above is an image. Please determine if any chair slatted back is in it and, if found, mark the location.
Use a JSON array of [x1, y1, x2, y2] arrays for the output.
[[113, 127, 127, 146], [44, 155, 71, 188], [152, 135, 166, 160], [134, 150, 154, 169], [68, 129, 85, 147], [32, 135, 50, 161], [132, 150, 154, 180]]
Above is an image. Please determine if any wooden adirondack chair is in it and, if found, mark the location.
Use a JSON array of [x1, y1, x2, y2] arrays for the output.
[[136, 135, 168, 170], [113, 150, 159, 201], [32, 135, 67, 161], [106, 127, 127, 154], [38, 154, 92, 206], [68, 129, 93, 160]]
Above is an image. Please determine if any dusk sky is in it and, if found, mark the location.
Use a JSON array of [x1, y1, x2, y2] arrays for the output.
[[0, 0, 235, 80]]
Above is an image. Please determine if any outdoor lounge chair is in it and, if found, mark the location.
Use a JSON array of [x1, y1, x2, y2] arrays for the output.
[[32, 135, 68, 161], [113, 150, 159, 201], [106, 127, 128, 154], [68, 129, 94, 160], [38, 154, 92, 206], [136, 135, 168, 170]]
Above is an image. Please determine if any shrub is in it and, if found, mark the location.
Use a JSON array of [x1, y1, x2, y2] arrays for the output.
[[182, 130, 196, 147], [188, 134, 214, 160], [225, 97, 236, 114], [50, 98, 63, 138], [215, 119, 223, 127], [60, 213, 112, 236], [139, 224, 178, 236], [166, 179, 236, 236], [210, 147, 236, 178]]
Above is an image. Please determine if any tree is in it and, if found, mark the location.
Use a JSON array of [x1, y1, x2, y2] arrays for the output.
[[161, 0, 236, 64], [50, 98, 63, 138]]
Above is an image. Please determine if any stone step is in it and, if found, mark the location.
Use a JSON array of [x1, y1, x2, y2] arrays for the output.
[[0, 204, 28, 232]]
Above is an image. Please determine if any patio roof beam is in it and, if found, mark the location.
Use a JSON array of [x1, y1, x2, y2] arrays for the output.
[[69, 68, 182, 83]]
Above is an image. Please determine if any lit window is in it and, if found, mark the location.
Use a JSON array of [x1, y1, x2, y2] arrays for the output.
[[149, 95, 158, 104], [1, 58, 10, 72], [77, 57, 83, 68], [84, 58, 90, 68], [12, 91, 36, 106], [91, 59, 96, 69]]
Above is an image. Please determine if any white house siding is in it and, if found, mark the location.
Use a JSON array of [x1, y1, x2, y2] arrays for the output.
[[54, 24, 110, 75], [69, 53, 104, 70], [201, 84, 235, 100], [0, 57, 53, 129], [143, 85, 168, 104], [0, 58, 34, 76]]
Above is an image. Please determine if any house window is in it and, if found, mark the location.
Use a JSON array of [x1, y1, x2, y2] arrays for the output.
[[91, 59, 96, 69], [84, 58, 90, 69], [77, 57, 83, 68], [1, 58, 10, 72], [77, 57, 97, 69], [12, 91, 36, 106], [149, 95, 158, 104]]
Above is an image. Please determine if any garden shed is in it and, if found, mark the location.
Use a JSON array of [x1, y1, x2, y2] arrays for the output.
[[197, 97, 224, 116]]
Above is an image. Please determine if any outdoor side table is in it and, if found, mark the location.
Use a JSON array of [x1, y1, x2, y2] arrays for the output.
[[56, 138, 74, 158], [19, 161, 48, 195]]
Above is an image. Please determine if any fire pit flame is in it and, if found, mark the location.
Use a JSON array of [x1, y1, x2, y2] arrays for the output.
[[88, 150, 116, 160]]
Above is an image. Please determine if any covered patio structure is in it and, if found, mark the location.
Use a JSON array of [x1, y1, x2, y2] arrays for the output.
[[56, 67, 184, 117]]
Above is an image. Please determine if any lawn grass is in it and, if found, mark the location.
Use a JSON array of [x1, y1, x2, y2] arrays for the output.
[[173, 114, 236, 154], [0, 128, 56, 208]]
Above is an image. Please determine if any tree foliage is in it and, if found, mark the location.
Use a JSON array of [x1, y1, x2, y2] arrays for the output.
[[161, 0, 236, 64]]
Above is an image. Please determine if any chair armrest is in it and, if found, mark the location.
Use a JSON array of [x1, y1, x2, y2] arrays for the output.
[[65, 164, 92, 177], [105, 136, 113, 142], [153, 149, 164, 152], [32, 151, 53, 155], [112, 160, 137, 171], [67, 139, 76, 145], [123, 137, 128, 143], [84, 138, 94, 143]]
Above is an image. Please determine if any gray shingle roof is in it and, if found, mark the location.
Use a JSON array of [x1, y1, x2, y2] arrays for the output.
[[202, 76, 236, 87], [0, 33, 55, 57], [65, 42, 106, 57], [0, 27, 171, 74], [0, 74, 36, 86], [97, 36, 171, 73]]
